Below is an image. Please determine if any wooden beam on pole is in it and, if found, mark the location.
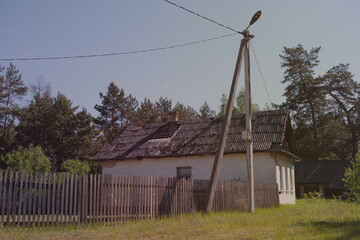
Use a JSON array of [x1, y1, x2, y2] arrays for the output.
[[205, 37, 247, 213]]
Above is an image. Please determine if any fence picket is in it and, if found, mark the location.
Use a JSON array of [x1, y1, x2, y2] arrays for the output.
[[37, 172, 43, 227], [0, 170, 4, 226], [77, 175, 82, 225], [73, 174, 78, 225], [96, 174, 101, 222], [22, 172, 29, 226], [6, 171, 13, 226], [11, 172, 18, 225]]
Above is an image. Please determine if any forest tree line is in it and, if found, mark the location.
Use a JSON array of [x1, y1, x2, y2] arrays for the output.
[[0, 64, 257, 173], [0, 44, 359, 173]]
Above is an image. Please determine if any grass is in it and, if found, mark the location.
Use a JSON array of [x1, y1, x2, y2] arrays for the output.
[[1, 198, 360, 240]]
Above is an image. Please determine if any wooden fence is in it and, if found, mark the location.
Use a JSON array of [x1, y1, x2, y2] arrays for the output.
[[0, 170, 279, 226]]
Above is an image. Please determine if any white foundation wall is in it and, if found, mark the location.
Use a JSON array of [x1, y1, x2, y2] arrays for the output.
[[275, 154, 296, 204], [102, 153, 276, 183]]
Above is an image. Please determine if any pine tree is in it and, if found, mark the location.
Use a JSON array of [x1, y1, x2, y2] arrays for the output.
[[94, 82, 134, 142], [280, 44, 325, 160], [16, 87, 55, 155], [0, 63, 27, 153], [173, 103, 199, 121], [322, 63, 360, 158], [136, 98, 159, 125], [17, 89, 98, 170], [199, 102, 215, 119], [156, 97, 172, 122]]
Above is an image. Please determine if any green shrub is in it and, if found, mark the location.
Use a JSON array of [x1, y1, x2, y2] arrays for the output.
[[303, 190, 323, 199], [0, 145, 51, 172], [343, 142, 360, 201], [61, 159, 90, 175]]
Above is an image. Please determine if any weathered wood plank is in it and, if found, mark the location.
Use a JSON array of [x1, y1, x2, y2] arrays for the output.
[[27, 172, 33, 226], [126, 175, 131, 221], [73, 174, 78, 225], [68, 174, 74, 224], [89, 174, 93, 222], [31, 172, 39, 225], [110, 175, 114, 224], [60, 173, 66, 225], [139, 177, 143, 220], [77, 174, 82, 225], [81, 174, 87, 223], [116, 175, 120, 222], [99, 174, 104, 223], [6, 171, 13, 225], [96, 174, 100, 222], [36, 172, 43, 227], [17, 171, 24, 226], [11, 171, 19, 225], [22, 172, 29, 226], [0, 170, 4, 226], [56, 173, 62, 225], [64, 173, 69, 224], [46, 173, 51, 226]]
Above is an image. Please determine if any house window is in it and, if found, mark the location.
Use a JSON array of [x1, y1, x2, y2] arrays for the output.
[[279, 165, 284, 191], [285, 167, 289, 191], [290, 167, 294, 191], [177, 166, 191, 178]]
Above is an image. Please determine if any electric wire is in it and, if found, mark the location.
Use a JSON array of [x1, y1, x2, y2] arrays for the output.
[[0, 33, 238, 61], [164, 0, 244, 35], [250, 42, 273, 106]]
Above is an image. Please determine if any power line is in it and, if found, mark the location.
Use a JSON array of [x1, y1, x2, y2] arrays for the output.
[[250, 42, 273, 106], [164, 0, 244, 35], [0, 33, 238, 62]]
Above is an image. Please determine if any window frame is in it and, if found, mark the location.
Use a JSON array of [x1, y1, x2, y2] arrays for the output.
[[176, 166, 192, 178]]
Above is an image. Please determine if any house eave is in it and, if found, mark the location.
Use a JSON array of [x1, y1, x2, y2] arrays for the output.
[[94, 149, 299, 162]]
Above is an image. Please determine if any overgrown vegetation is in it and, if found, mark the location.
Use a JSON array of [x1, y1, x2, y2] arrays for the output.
[[0, 145, 51, 172], [61, 159, 91, 174], [0, 199, 360, 239], [343, 142, 360, 201]]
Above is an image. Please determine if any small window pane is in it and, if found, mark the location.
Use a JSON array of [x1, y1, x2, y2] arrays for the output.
[[177, 166, 191, 178]]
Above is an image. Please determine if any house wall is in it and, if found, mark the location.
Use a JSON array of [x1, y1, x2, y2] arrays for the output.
[[101, 152, 295, 204], [275, 154, 296, 204]]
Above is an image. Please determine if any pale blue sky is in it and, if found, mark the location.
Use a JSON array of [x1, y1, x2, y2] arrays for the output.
[[1, 0, 359, 116]]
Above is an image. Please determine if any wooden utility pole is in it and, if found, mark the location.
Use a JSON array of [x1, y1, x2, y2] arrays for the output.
[[243, 30, 255, 212], [205, 11, 261, 214], [205, 37, 246, 213]]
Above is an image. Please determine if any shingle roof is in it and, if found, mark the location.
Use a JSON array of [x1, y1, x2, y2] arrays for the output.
[[94, 110, 298, 161], [295, 160, 349, 189]]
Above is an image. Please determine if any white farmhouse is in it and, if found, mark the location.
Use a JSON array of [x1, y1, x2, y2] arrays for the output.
[[94, 110, 299, 204]]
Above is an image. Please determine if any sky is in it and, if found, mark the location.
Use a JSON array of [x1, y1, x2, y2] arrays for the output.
[[1, 0, 359, 117]]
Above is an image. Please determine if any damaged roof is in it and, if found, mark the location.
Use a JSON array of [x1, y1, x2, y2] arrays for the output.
[[94, 110, 298, 161]]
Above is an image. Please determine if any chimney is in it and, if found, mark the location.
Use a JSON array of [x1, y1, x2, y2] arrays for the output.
[[169, 111, 178, 122], [221, 104, 225, 116]]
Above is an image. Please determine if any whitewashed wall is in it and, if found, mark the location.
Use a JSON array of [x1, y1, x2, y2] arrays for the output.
[[275, 154, 296, 204], [102, 152, 295, 204]]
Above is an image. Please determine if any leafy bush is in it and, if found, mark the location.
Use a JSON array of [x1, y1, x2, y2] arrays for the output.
[[61, 159, 90, 175], [0, 145, 51, 172], [343, 142, 360, 201], [303, 190, 323, 199], [89, 161, 102, 174]]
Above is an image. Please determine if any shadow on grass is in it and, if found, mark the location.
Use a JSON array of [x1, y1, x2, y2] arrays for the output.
[[309, 220, 360, 240]]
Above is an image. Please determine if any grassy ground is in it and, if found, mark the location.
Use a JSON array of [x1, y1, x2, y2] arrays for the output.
[[1, 198, 360, 240]]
